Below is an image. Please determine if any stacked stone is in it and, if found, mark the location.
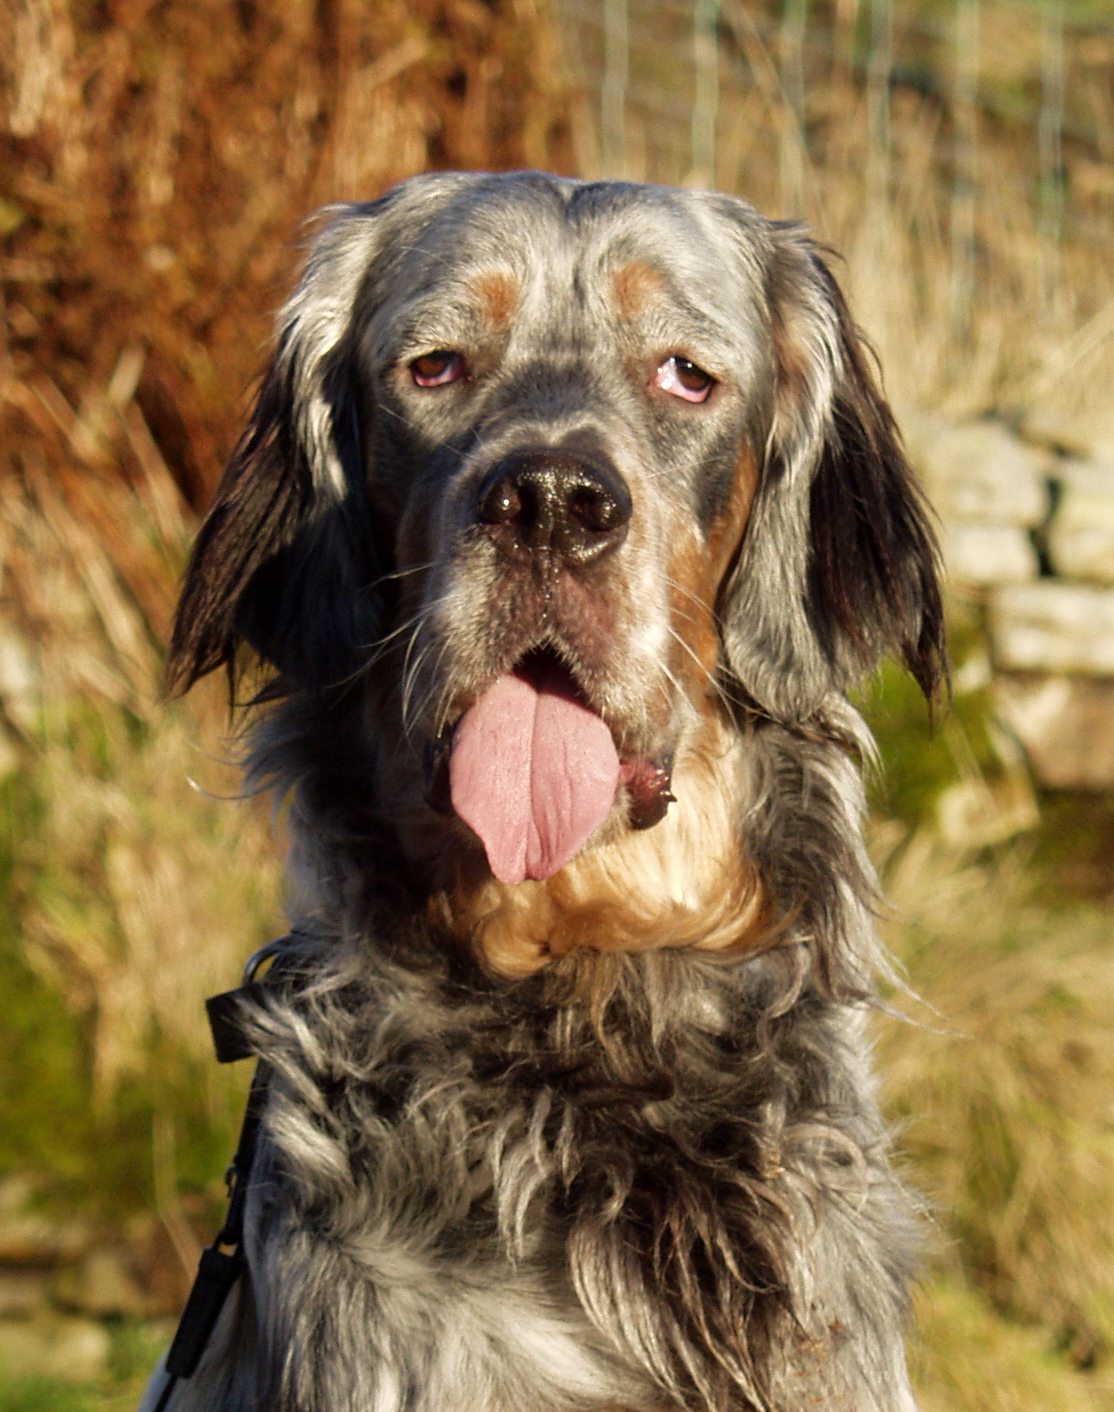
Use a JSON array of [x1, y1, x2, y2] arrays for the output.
[[0, 1172, 183, 1382], [907, 414, 1114, 790]]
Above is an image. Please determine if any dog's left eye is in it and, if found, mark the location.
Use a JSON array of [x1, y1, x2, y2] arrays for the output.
[[651, 356, 715, 403], [411, 351, 467, 387]]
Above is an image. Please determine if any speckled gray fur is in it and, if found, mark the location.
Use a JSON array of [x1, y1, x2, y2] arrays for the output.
[[144, 172, 943, 1412]]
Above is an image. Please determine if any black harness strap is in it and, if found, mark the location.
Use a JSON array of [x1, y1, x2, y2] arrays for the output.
[[152, 938, 295, 1412]]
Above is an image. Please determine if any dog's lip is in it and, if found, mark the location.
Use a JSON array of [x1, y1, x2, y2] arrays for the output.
[[620, 756, 676, 830], [437, 646, 596, 738], [509, 646, 590, 703]]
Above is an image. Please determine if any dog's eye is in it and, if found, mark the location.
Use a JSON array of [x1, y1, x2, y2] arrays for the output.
[[411, 351, 467, 387], [652, 356, 715, 403]]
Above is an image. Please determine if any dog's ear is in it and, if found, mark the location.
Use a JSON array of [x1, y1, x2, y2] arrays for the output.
[[164, 206, 392, 697], [720, 227, 945, 722]]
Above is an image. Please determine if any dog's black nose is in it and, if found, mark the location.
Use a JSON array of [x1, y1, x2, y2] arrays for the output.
[[476, 449, 632, 565]]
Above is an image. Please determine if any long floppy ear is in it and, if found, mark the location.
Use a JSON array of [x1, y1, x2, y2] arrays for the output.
[[164, 204, 392, 697], [720, 226, 945, 722]]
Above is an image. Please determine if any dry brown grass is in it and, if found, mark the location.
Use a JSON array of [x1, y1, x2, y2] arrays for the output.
[[0, 422, 279, 1098], [875, 832, 1114, 1407], [911, 1277, 1113, 1412], [1, 0, 573, 507]]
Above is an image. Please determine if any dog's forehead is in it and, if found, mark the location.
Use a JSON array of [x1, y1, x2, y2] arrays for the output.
[[368, 176, 770, 356]]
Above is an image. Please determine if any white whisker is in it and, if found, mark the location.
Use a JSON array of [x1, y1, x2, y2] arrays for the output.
[[421, 637, 462, 739], [400, 643, 432, 737], [366, 594, 449, 664], [370, 560, 436, 588], [663, 573, 714, 616], [665, 625, 736, 714]]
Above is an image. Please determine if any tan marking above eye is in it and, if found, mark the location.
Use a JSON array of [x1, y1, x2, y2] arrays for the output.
[[612, 260, 669, 321], [469, 270, 521, 329]]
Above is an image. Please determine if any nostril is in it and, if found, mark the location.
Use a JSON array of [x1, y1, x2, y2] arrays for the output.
[[567, 483, 627, 535], [478, 474, 524, 526]]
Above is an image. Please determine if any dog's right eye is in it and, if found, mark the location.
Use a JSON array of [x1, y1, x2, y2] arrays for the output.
[[411, 351, 467, 387], [651, 355, 715, 403]]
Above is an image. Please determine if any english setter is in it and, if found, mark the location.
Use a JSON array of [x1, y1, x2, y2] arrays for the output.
[[144, 171, 944, 1412]]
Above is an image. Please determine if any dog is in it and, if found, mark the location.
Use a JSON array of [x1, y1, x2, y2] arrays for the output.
[[143, 170, 944, 1412]]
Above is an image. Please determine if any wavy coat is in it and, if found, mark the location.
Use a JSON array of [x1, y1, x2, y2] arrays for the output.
[[143, 171, 943, 1412]]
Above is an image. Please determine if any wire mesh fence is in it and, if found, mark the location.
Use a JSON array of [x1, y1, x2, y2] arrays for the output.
[[556, 0, 1114, 421]]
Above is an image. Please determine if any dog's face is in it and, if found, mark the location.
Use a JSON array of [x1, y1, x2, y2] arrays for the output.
[[168, 173, 942, 948], [364, 179, 777, 873]]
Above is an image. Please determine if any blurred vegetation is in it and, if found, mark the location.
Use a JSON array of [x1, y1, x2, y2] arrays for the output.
[[0, 721, 261, 1221], [0, 1321, 168, 1410], [1, 0, 1114, 1407]]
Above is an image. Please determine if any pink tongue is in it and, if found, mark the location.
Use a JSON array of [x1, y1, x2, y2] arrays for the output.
[[449, 661, 621, 885]]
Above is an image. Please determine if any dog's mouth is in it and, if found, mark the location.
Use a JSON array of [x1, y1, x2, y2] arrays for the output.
[[424, 648, 675, 885]]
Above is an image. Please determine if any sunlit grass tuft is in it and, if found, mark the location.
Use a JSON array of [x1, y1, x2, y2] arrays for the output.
[[911, 1277, 1112, 1412]]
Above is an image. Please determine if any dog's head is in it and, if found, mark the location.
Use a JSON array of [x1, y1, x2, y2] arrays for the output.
[[168, 172, 942, 915]]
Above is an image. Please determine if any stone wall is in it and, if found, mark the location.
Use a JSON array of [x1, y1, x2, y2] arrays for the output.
[[906, 413, 1114, 791], [0, 1173, 184, 1381]]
